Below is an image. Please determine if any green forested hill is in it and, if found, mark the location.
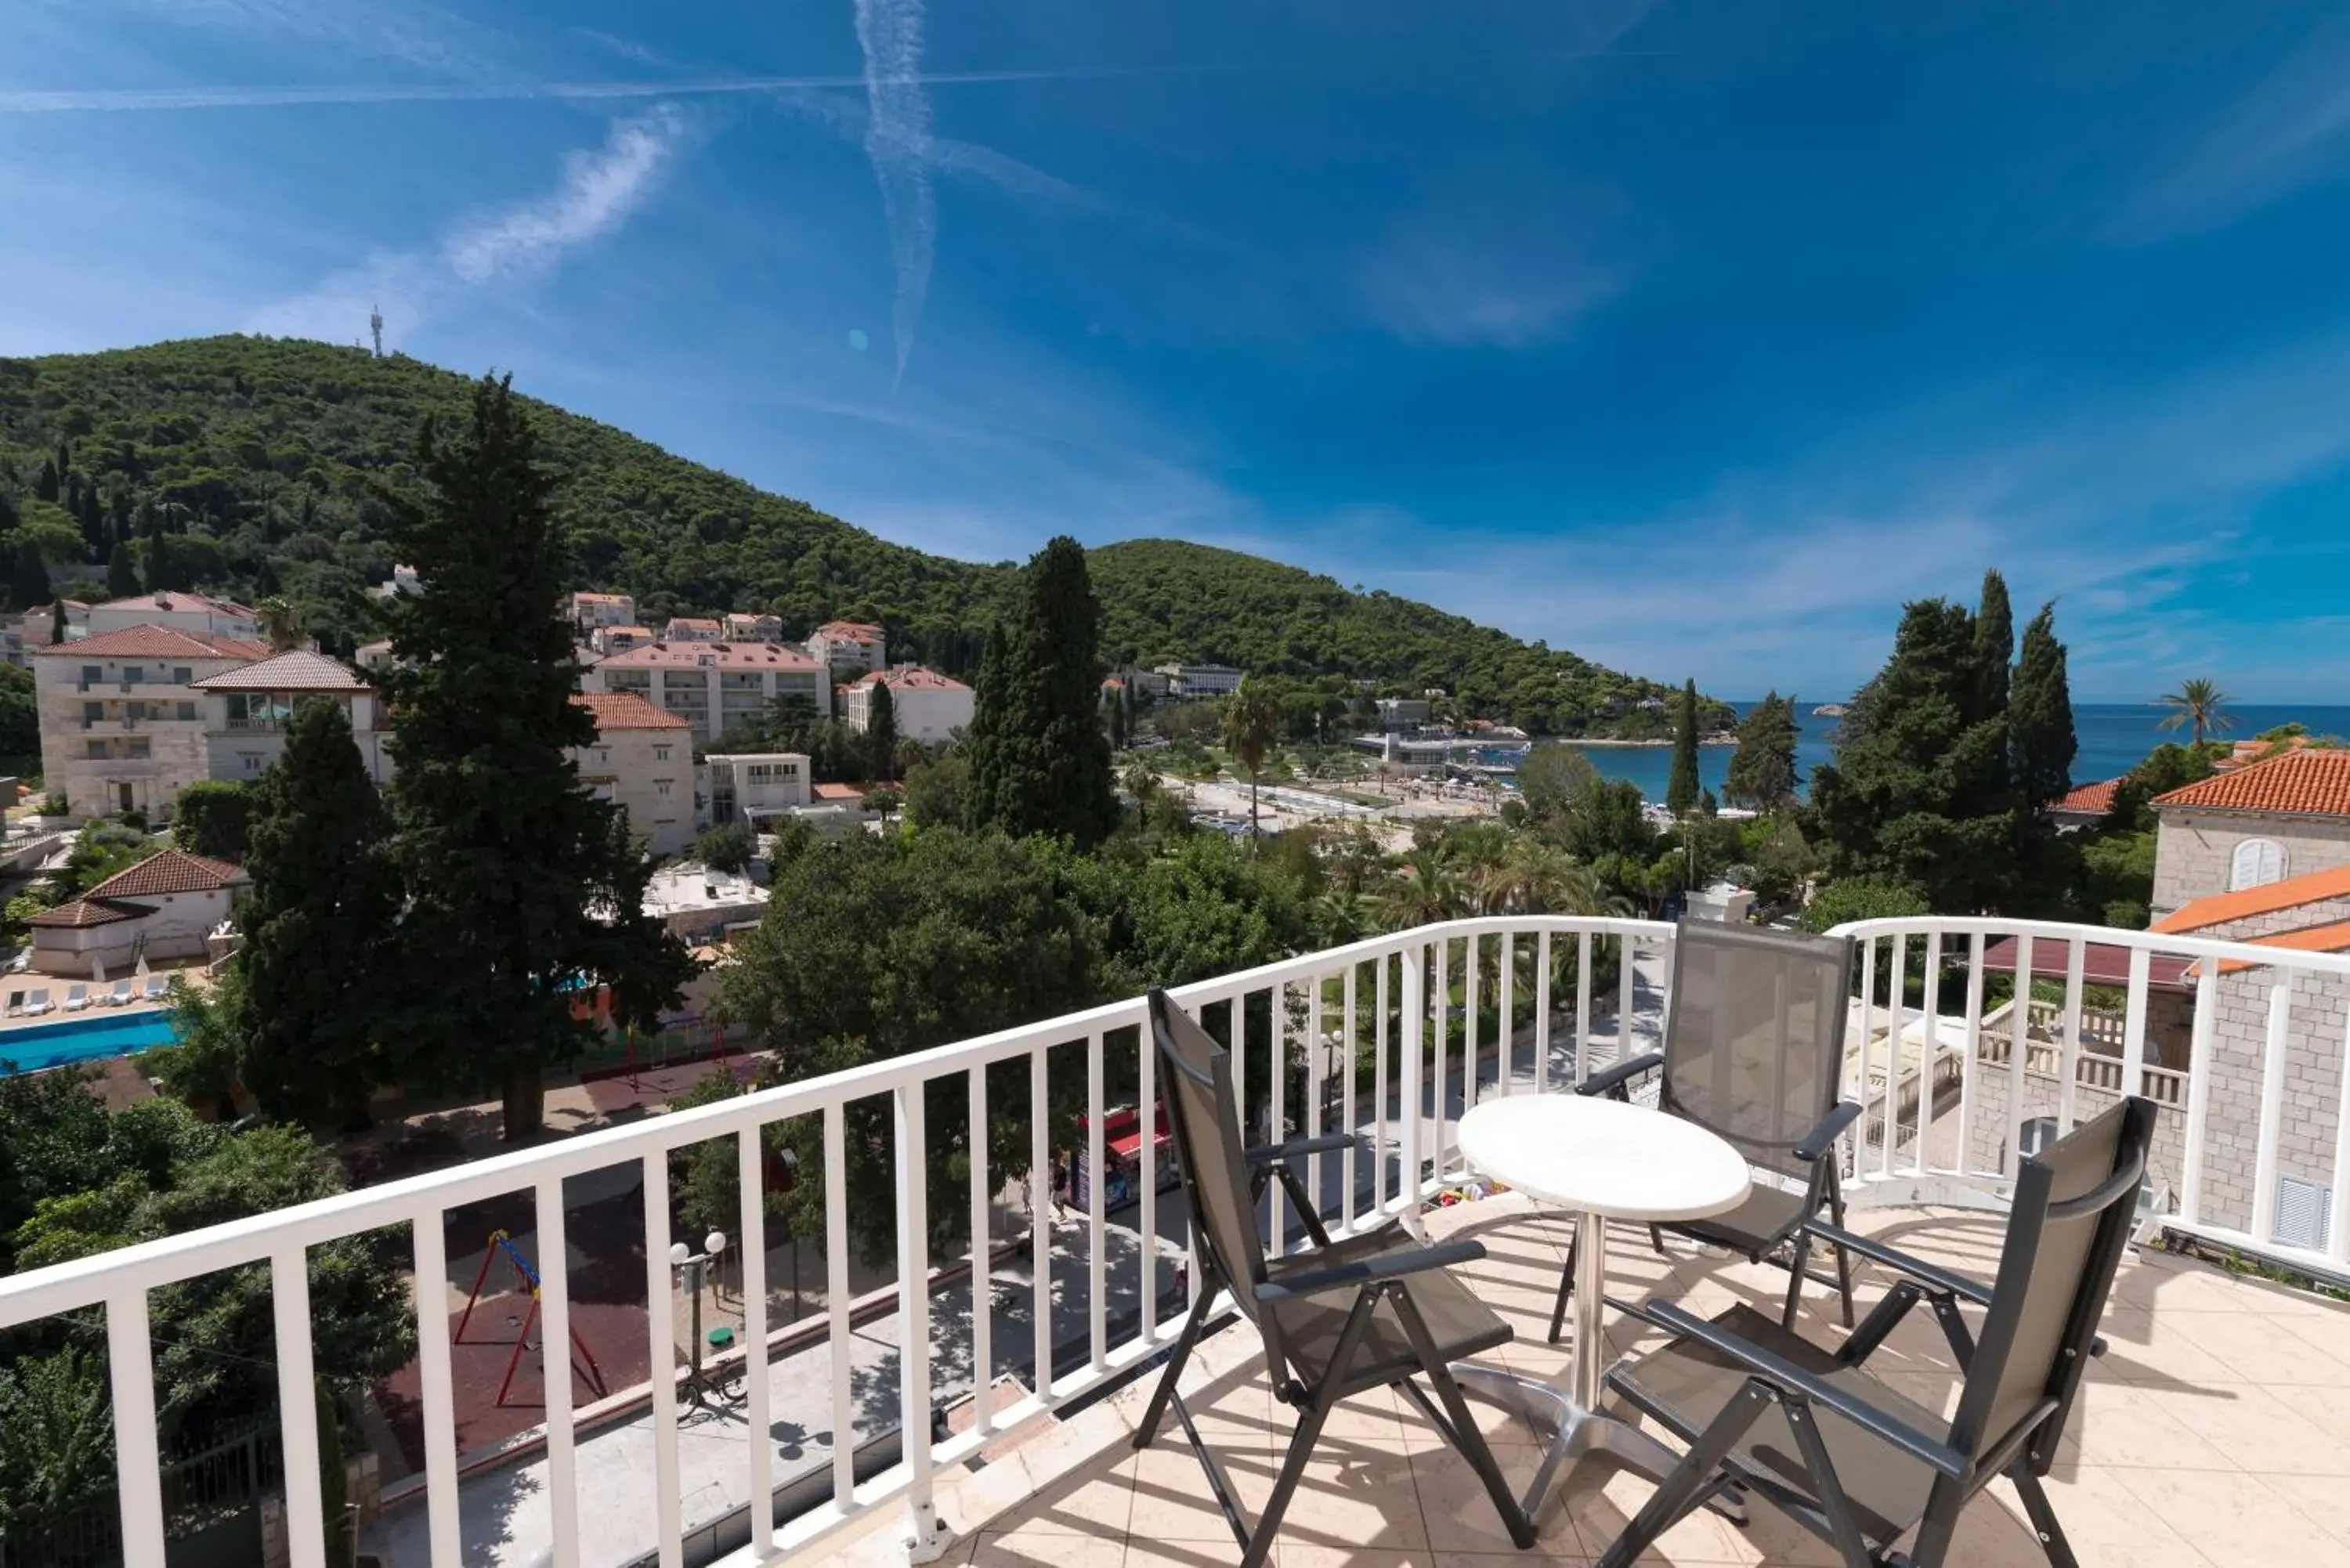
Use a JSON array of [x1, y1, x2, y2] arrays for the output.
[[0, 335, 1676, 732]]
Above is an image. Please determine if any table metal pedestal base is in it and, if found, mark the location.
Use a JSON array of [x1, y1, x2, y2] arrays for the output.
[[1448, 1364, 1744, 1525]]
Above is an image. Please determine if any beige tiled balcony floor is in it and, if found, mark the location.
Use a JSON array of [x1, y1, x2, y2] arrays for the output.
[[917, 1196, 2350, 1568]]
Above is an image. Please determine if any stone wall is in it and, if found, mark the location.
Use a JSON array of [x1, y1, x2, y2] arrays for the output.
[[2153, 810, 2350, 914]]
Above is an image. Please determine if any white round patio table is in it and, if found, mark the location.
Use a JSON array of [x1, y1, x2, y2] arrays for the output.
[[1451, 1093, 1751, 1519]]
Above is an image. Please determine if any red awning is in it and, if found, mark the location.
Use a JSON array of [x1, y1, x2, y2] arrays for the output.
[[1978, 937, 2195, 993]]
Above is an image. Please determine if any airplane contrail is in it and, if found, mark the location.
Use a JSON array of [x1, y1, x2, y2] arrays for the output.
[[854, 0, 936, 388], [0, 70, 1072, 115]]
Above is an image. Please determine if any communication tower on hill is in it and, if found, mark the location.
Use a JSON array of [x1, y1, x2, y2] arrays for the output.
[[370, 304, 384, 358]]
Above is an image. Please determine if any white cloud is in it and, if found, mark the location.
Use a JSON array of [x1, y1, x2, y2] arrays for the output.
[[248, 107, 689, 343], [853, 0, 938, 386], [1357, 197, 1623, 349]]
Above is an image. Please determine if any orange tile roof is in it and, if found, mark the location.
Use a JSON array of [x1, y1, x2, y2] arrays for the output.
[[593, 641, 819, 670], [574, 591, 634, 605], [815, 620, 885, 641], [811, 782, 868, 802], [97, 591, 256, 618], [2052, 778, 2120, 815], [2151, 865, 2350, 934], [853, 665, 971, 693], [86, 848, 245, 899], [25, 897, 149, 929], [190, 651, 370, 692], [35, 625, 269, 661], [2153, 748, 2350, 818], [572, 692, 691, 730], [2211, 920, 2350, 974]]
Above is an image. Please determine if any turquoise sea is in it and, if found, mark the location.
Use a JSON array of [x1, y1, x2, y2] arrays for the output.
[[1556, 703, 2350, 804]]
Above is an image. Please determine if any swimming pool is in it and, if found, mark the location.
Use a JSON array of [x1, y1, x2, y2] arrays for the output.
[[0, 1010, 181, 1074]]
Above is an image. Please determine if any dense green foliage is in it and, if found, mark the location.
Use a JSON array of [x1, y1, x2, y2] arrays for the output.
[[0, 662, 38, 774], [1724, 692, 1800, 811], [168, 779, 251, 862], [381, 376, 695, 1140], [0, 338, 1688, 727], [234, 699, 399, 1131], [964, 538, 1119, 850]]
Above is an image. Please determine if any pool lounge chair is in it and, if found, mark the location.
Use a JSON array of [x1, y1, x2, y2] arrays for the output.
[[22, 988, 51, 1016], [144, 974, 169, 1002], [62, 984, 89, 1012], [104, 979, 135, 1007]]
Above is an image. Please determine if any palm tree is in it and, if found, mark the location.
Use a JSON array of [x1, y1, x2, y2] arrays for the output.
[[1377, 850, 1467, 932], [1221, 677, 1282, 844], [1121, 758, 1160, 807], [2157, 679, 2235, 746], [256, 594, 303, 652]]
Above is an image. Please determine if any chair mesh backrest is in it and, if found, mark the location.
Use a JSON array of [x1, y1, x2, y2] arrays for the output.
[[1148, 991, 1269, 1328], [1658, 920, 1854, 1184], [1953, 1097, 2153, 1474]]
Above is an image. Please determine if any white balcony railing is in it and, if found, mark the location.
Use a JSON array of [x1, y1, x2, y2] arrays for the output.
[[2, 913, 2348, 1568]]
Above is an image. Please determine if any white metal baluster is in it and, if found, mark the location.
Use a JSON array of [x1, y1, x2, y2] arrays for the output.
[[1574, 930, 1592, 1089], [1402, 945, 1426, 1219], [1307, 974, 1326, 1223], [970, 1064, 995, 1429], [1030, 1046, 1052, 1403], [2120, 946, 2152, 1101], [735, 1131, 772, 1558], [1431, 942, 1448, 1183], [1499, 933, 1515, 1095], [2058, 939, 2087, 1135], [2006, 935, 2033, 1180], [1138, 1021, 1159, 1342], [641, 1153, 684, 1568], [2251, 974, 2295, 1247], [1916, 930, 1942, 1176], [1881, 934, 1904, 1177], [1373, 955, 1390, 1214], [1854, 936, 1877, 1183], [1270, 982, 1289, 1251], [895, 1082, 944, 1557], [1535, 931, 1553, 1093], [1617, 930, 1636, 1068], [273, 1244, 327, 1568], [2178, 959, 2217, 1227], [1466, 936, 1481, 1113], [106, 1288, 167, 1568], [534, 1180, 580, 1568], [1341, 963, 1358, 1233], [1086, 1030, 1107, 1372], [1958, 931, 1985, 1181], [825, 1104, 854, 1507], [410, 1212, 463, 1568]]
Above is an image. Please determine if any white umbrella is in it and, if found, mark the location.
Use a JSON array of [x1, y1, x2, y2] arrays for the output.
[[92, 958, 106, 985]]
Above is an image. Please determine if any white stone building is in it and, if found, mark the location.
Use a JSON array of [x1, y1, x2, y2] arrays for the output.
[[584, 641, 830, 742], [702, 753, 813, 830], [571, 692, 695, 858], [663, 617, 722, 644], [722, 612, 783, 643], [806, 620, 887, 676], [190, 651, 389, 786], [572, 591, 636, 631], [34, 625, 269, 821], [842, 665, 974, 746], [1154, 663, 1243, 699], [2150, 750, 2350, 915], [85, 591, 258, 641], [642, 863, 769, 947], [24, 847, 248, 977], [589, 625, 654, 656]]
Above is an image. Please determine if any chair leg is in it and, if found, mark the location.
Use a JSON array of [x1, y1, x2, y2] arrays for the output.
[[1781, 1232, 1812, 1330], [1247, 1396, 1336, 1568], [1393, 1289, 1537, 1548], [1596, 1381, 1771, 1568], [1648, 1222, 1666, 1256], [1547, 1233, 1578, 1344], [1824, 1172, 1856, 1329], [2010, 1470, 2083, 1568], [1133, 1287, 1214, 1451]]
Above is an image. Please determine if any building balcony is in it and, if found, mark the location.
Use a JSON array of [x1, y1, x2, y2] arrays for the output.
[[2, 916, 2346, 1568]]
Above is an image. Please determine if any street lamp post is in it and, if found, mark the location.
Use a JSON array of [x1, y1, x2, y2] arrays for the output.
[[670, 1230, 744, 1412]]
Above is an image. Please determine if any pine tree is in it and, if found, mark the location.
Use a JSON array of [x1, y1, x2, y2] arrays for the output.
[[1665, 678, 1701, 818], [105, 543, 139, 598], [866, 677, 898, 780], [237, 699, 400, 1131], [2009, 603, 2076, 812], [963, 537, 1118, 848], [13, 540, 50, 614], [33, 457, 59, 504], [383, 375, 696, 1141], [1723, 692, 1800, 810]]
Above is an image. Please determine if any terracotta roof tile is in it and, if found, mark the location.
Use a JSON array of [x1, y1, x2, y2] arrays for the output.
[[26, 897, 150, 929], [2151, 864, 2350, 934], [592, 642, 819, 670], [2052, 778, 2120, 815], [815, 620, 885, 641], [2210, 919, 2350, 973], [573, 692, 691, 730], [96, 591, 255, 618], [853, 664, 970, 693], [2152, 749, 2350, 818], [189, 651, 370, 692], [35, 625, 270, 661], [85, 848, 246, 900]]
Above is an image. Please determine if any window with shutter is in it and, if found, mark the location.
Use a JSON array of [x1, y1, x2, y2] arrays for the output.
[[2229, 838, 2287, 891]]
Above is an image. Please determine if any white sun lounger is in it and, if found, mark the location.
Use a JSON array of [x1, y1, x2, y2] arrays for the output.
[[104, 979, 135, 1007], [22, 988, 51, 1016], [62, 984, 89, 1013], [144, 975, 169, 1002]]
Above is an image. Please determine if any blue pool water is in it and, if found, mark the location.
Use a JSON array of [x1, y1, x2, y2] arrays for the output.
[[0, 1009, 181, 1075]]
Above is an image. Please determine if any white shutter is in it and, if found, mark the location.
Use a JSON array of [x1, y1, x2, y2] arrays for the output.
[[2276, 1175, 2332, 1252], [2229, 839, 2287, 891]]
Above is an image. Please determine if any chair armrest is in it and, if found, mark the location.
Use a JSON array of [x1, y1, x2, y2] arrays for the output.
[[1255, 1237, 1485, 1302], [1246, 1131, 1365, 1168], [1578, 1050, 1665, 1100], [1792, 1101, 1862, 1162], [1639, 1300, 1969, 1479], [1803, 1219, 1994, 1306]]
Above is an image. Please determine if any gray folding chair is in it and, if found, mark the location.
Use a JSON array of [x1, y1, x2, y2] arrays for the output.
[[1551, 919, 1862, 1339], [1133, 989, 1536, 1568], [1593, 1095, 2156, 1568]]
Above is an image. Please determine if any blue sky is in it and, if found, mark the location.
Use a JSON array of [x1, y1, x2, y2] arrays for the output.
[[6, 2, 2350, 703]]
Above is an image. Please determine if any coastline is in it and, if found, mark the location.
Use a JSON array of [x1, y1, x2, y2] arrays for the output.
[[1553, 737, 1739, 749]]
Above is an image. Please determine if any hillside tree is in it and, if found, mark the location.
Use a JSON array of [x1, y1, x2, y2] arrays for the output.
[[2009, 603, 2076, 812], [964, 537, 1118, 848], [105, 543, 139, 598], [1973, 569, 2013, 718], [1665, 678, 1701, 818], [865, 677, 898, 781], [1723, 692, 1801, 811], [1222, 677, 1282, 843], [381, 375, 696, 1140]]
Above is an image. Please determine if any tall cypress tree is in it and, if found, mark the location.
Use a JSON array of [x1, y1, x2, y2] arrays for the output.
[[105, 542, 139, 598], [237, 699, 400, 1131], [866, 677, 898, 780], [33, 457, 59, 503], [964, 537, 1117, 848], [13, 540, 50, 614], [1665, 678, 1701, 818], [1972, 567, 2014, 730], [2009, 602, 2076, 811], [384, 375, 696, 1141]]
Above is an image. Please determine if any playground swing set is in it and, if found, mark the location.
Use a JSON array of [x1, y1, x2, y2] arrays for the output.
[[455, 1229, 613, 1409]]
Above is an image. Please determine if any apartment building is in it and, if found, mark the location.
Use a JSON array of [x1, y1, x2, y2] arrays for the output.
[[34, 625, 269, 820], [723, 612, 783, 643], [572, 692, 695, 858], [664, 616, 722, 643], [590, 624, 654, 656], [2150, 750, 2350, 916], [584, 641, 830, 742], [572, 591, 636, 631], [843, 665, 975, 745], [703, 752, 814, 829], [8, 601, 90, 666], [806, 620, 887, 676], [1153, 663, 1243, 698], [190, 651, 389, 786], [86, 591, 259, 641]]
